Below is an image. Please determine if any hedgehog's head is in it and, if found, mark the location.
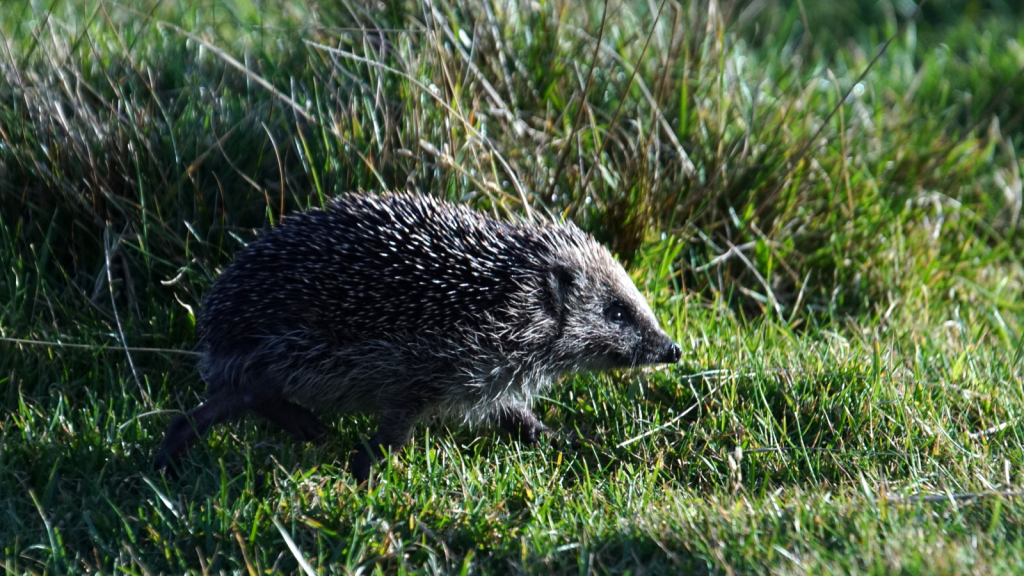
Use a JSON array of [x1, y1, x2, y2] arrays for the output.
[[540, 228, 681, 373]]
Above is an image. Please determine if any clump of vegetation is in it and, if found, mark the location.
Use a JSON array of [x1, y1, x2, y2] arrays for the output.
[[1, 0, 1023, 573]]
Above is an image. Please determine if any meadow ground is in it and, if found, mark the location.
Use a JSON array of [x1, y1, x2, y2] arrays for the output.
[[2, 0, 1024, 573]]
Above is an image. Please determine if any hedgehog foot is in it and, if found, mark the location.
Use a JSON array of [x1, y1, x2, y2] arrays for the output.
[[252, 398, 329, 442], [498, 404, 551, 445], [350, 410, 418, 484], [154, 394, 248, 473]]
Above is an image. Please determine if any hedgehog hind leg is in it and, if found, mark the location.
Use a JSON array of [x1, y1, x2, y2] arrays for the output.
[[350, 409, 420, 484], [251, 398, 329, 442], [153, 393, 247, 473]]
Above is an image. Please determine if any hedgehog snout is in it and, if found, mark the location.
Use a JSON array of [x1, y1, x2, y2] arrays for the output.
[[659, 339, 682, 364], [642, 329, 682, 365]]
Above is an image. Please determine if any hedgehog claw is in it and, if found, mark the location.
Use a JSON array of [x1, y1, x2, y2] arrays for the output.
[[548, 428, 586, 450], [498, 406, 550, 445], [350, 411, 418, 484], [155, 396, 247, 475], [527, 423, 553, 446]]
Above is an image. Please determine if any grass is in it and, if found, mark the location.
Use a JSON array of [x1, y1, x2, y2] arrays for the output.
[[1, 0, 1023, 573]]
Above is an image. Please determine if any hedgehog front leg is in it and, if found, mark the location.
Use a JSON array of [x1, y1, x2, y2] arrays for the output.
[[350, 409, 419, 483], [498, 403, 551, 445]]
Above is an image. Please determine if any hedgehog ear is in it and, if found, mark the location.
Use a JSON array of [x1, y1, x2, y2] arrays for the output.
[[544, 265, 575, 317]]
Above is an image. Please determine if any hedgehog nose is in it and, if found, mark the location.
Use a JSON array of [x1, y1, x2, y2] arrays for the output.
[[660, 341, 682, 364]]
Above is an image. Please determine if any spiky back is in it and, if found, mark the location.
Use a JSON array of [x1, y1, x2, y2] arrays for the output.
[[198, 193, 593, 354]]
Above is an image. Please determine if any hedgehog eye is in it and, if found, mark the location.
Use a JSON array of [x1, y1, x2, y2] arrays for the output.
[[604, 302, 630, 326]]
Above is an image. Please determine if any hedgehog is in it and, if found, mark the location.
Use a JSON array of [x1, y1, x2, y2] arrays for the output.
[[154, 192, 681, 481]]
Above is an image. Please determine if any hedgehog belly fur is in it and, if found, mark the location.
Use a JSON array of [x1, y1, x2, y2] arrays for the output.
[[198, 328, 562, 426]]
